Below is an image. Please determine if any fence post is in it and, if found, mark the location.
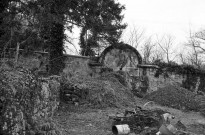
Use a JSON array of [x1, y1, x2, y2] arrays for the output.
[[15, 42, 20, 67]]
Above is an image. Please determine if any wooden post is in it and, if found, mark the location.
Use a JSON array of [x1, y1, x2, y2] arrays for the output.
[[15, 42, 20, 67], [195, 76, 200, 94]]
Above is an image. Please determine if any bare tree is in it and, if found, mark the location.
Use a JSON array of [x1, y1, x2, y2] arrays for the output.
[[151, 46, 164, 62], [194, 30, 205, 53], [179, 52, 188, 65], [124, 26, 145, 49], [186, 52, 203, 68], [186, 31, 204, 69], [141, 37, 156, 63], [156, 35, 176, 63]]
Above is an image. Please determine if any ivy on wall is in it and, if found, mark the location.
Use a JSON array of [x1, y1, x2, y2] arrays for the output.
[[154, 61, 205, 92]]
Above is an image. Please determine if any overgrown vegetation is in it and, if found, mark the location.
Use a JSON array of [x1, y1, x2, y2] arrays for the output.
[[61, 59, 136, 108], [1, 0, 205, 134], [153, 60, 205, 93], [0, 66, 61, 135], [0, 0, 126, 75]]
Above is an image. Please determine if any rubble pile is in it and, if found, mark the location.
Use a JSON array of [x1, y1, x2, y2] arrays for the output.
[[109, 106, 197, 135], [60, 81, 89, 105], [145, 85, 199, 111], [60, 72, 135, 107]]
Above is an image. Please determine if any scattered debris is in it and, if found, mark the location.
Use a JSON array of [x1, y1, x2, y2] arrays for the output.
[[174, 120, 187, 131], [109, 106, 167, 134], [143, 101, 155, 108], [109, 105, 200, 135]]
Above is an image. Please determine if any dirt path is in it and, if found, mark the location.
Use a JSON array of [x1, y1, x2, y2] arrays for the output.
[[54, 105, 116, 135], [54, 101, 205, 135]]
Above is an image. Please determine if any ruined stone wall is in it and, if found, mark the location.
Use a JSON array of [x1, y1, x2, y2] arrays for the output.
[[147, 69, 205, 93]]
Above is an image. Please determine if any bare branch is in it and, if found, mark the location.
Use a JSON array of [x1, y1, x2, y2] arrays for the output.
[[142, 37, 156, 63], [64, 37, 79, 55], [185, 30, 204, 68], [156, 34, 175, 63], [126, 26, 145, 48], [192, 45, 205, 52]]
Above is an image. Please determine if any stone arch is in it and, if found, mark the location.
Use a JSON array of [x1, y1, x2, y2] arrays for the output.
[[99, 43, 142, 72]]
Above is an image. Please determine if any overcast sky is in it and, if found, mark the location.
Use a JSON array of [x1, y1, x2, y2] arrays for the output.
[[118, 0, 205, 45], [66, 0, 205, 55]]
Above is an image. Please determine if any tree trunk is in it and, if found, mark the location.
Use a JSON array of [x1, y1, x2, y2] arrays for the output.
[[48, 22, 65, 75], [0, 0, 9, 33], [48, 2, 65, 75], [0, 0, 10, 50], [79, 27, 87, 56]]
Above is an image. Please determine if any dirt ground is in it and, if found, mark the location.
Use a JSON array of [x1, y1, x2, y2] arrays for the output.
[[54, 98, 205, 135]]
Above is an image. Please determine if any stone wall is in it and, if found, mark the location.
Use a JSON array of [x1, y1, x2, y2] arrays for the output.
[[146, 69, 205, 93], [15, 49, 205, 94]]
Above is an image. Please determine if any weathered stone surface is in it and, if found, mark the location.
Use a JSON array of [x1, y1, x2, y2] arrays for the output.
[[99, 43, 142, 73]]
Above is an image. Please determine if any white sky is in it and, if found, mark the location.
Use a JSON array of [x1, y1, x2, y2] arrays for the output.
[[118, 0, 205, 45]]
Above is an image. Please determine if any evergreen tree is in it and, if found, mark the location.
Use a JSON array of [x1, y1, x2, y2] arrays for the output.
[[78, 0, 127, 56], [0, 0, 127, 73]]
